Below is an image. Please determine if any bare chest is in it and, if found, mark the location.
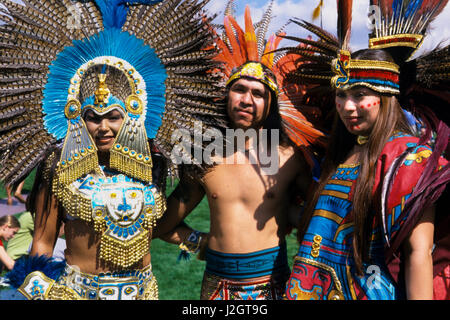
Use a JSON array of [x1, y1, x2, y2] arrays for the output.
[[203, 149, 300, 203]]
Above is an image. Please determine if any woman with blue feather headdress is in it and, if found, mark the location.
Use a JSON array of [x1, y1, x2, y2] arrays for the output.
[[0, 0, 225, 300]]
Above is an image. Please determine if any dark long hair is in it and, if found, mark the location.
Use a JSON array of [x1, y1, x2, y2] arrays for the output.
[[297, 49, 413, 275], [27, 145, 61, 219]]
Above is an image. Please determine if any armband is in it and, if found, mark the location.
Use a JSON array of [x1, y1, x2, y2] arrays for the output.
[[5, 255, 67, 300], [18, 271, 55, 300], [178, 230, 207, 262]]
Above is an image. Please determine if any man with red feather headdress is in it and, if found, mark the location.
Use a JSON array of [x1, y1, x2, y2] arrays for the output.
[[153, 0, 326, 300]]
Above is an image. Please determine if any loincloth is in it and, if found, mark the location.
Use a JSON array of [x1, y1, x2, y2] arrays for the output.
[[201, 243, 290, 300]]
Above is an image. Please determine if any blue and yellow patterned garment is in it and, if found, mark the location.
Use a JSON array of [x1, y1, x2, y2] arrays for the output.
[[54, 263, 158, 300], [201, 244, 290, 300], [284, 164, 398, 300]]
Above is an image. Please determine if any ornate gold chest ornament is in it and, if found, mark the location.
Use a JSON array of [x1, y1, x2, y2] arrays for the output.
[[53, 169, 166, 268]]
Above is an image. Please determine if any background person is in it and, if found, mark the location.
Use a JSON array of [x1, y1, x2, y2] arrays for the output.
[[6, 181, 25, 206], [5, 211, 34, 261], [0, 215, 20, 271]]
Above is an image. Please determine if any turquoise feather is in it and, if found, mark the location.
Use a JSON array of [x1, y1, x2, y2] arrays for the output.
[[94, 0, 163, 29], [42, 28, 167, 140]]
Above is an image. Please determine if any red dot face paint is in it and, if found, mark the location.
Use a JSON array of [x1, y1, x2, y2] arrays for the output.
[[335, 89, 381, 136]]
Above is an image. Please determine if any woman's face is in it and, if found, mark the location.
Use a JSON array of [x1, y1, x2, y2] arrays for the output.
[[335, 87, 381, 136], [0, 225, 19, 241], [84, 109, 124, 153]]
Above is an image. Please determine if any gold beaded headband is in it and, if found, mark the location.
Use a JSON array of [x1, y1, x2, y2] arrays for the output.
[[226, 62, 279, 96]]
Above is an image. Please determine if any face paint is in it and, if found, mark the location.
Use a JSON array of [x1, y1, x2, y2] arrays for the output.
[[335, 87, 381, 136]]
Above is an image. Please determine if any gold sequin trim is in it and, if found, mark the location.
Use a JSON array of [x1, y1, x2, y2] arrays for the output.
[[310, 234, 322, 258]]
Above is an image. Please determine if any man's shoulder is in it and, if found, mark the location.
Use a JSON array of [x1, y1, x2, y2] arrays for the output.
[[279, 144, 309, 167], [278, 143, 297, 156]]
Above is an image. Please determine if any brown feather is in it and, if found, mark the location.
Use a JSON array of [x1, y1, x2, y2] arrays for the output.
[[337, 0, 353, 48]]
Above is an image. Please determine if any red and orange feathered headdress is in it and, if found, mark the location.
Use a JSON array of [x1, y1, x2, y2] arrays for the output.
[[213, 2, 326, 156]]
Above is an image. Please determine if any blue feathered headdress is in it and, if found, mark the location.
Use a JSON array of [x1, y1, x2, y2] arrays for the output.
[[43, 27, 166, 140], [0, 0, 224, 187]]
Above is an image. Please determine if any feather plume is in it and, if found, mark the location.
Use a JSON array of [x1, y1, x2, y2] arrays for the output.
[[337, 0, 353, 48], [400, 44, 450, 126], [290, 19, 338, 45], [244, 6, 258, 61], [256, 0, 274, 58], [274, 16, 341, 138], [0, 0, 225, 183], [224, 0, 236, 17], [224, 16, 245, 66], [370, 0, 449, 38], [227, 14, 248, 62], [5, 255, 67, 289]]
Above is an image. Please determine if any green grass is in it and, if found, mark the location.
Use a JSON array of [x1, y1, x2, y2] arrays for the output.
[[1, 175, 299, 299], [151, 180, 211, 300]]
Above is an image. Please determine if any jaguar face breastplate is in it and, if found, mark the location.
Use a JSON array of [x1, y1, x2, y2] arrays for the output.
[[53, 169, 166, 268]]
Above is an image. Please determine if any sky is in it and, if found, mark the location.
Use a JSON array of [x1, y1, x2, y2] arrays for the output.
[[2, 0, 449, 57], [204, 0, 450, 58]]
